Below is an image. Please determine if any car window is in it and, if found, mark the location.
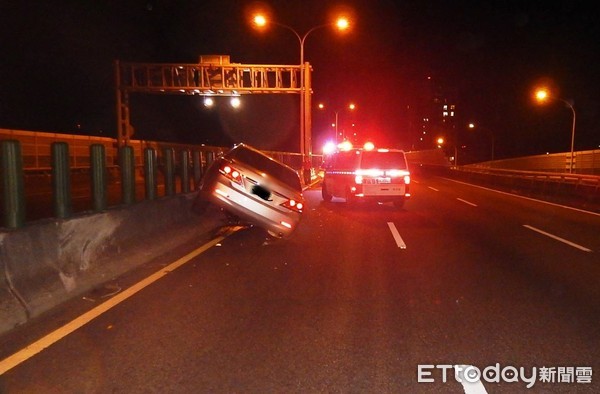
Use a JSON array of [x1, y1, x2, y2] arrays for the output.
[[360, 151, 407, 170], [227, 146, 301, 191]]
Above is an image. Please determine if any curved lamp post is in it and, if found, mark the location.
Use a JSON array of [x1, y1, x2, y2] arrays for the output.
[[252, 14, 350, 162], [318, 102, 356, 143], [535, 89, 576, 173], [468, 123, 496, 162]]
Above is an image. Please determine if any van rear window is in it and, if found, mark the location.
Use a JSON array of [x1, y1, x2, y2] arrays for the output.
[[360, 151, 407, 169]]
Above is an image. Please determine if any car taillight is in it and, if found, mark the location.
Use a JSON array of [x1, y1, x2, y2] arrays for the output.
[[281, 199, 304, 213], [219, 164, 243, 185]]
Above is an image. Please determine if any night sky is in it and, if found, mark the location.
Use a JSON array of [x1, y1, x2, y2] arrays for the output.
[[1, 1, 598, 160]]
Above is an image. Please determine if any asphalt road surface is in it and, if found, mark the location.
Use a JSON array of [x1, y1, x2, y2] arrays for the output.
[[1, 175, 599, 393]]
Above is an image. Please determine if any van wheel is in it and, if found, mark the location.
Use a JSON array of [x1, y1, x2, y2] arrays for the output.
[[393, 199, 405, 209], [322, 182, 333, 202], [346, 190, 356, 206]]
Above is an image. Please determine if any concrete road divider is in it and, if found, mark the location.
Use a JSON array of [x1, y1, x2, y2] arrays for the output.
[[0, 193, 224, 336]]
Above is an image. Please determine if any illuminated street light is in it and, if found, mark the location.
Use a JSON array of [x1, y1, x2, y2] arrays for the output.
[[203, 97, 214, 108], [534, 88, 577, 173], [230, 97, 241, 108], [251, 13, 351, 162], [468, 122, 496, 162], [318, 102, 356, 143]]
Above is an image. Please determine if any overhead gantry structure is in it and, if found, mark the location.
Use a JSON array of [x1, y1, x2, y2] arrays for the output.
[[115, 55, 313, 158]]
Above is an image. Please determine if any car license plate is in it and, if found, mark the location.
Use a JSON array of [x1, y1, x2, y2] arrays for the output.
[[252, 185, 272, 201], [377, 177, 391, 184]]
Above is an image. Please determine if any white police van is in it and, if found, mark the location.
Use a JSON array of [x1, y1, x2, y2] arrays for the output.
[[321, 147, 411, 208]]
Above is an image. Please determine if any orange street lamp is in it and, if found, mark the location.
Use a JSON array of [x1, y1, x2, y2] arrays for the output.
[[252, 13, 351, 161], [534, 88, 576, 173]]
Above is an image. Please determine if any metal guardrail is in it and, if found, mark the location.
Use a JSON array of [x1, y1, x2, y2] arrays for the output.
[[456, 166, 600, 191], [0, 128, 323, 227], [466, 149, 600, 175], [0, 128, 322, 172]]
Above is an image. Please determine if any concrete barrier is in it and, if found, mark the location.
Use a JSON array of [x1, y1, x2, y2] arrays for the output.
[[0, 193, 223, 335]]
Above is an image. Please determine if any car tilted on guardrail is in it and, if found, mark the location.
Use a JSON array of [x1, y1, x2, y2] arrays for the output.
[[195, 143, 305, 238], [321, 147, 411, 208]]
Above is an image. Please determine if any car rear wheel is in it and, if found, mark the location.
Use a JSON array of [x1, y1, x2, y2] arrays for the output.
[[393, 198, 405, 209], [322, 182, 333, 202]]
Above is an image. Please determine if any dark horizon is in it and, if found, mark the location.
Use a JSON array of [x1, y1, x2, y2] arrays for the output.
[[1, 1, 598, 161]]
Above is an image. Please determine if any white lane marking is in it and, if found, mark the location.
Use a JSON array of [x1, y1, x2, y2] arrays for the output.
[[523, 225, 592, 252], [457, 198, 478, 207], [456, 365, 489, 394], [444, 178, 600, 218], [0, 226, 243, 376], [387, 222, 407, 249], [428, 186, 440, 192]]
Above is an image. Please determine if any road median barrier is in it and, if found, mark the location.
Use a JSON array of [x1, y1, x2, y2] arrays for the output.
[[0, 193, 223, 336]]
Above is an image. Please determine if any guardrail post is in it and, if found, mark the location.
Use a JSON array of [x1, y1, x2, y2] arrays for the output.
[[192, 150, 202, 190], [51, 142, 72, 219], [119, 146, 136, 205], [90, 144, 107, 212], [181, 150, 190, 193], [164, 148, 175, 196], [144, 148, 158, 200], [1, 140, 26, 228], [206, 151, 215, 168]]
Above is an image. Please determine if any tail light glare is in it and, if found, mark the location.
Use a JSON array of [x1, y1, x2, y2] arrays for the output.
[[220, 164, 243, 185], [281, 199, 304, 213], [404, 175, 411, 184]]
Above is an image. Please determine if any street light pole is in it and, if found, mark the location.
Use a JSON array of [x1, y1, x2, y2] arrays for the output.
[[534, 89, 577, 173], [468, 123, 496, 163], [252, 15, 349, 167], [560, 98, 577, 174]]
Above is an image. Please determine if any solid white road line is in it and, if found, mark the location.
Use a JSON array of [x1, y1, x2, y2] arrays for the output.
[[387, 222, 407, 249], [428, 186, 440, 192], [444, 178, 600, 218], [0, 226, 243, 376], [457, 198, 478, 207], [523, 225, 592, 252]]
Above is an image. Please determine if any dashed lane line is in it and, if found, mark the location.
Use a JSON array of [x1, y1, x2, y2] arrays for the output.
[[457, 198, 478, 207], [387, 222, 407, 249]]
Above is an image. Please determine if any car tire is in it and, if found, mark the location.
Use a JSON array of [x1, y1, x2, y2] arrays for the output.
[[322, 182, 333, 202]]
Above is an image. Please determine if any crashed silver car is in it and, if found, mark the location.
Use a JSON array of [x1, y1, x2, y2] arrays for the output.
[[196, 143, 305, 238]]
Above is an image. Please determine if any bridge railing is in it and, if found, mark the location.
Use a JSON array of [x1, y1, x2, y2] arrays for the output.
[[1, 129, 322, 227]]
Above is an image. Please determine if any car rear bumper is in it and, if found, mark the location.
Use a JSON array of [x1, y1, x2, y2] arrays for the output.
[[205, 179, 302, 238]]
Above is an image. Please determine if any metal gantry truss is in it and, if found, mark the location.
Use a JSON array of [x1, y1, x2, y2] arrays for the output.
[[115, 56, 313, 158]]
